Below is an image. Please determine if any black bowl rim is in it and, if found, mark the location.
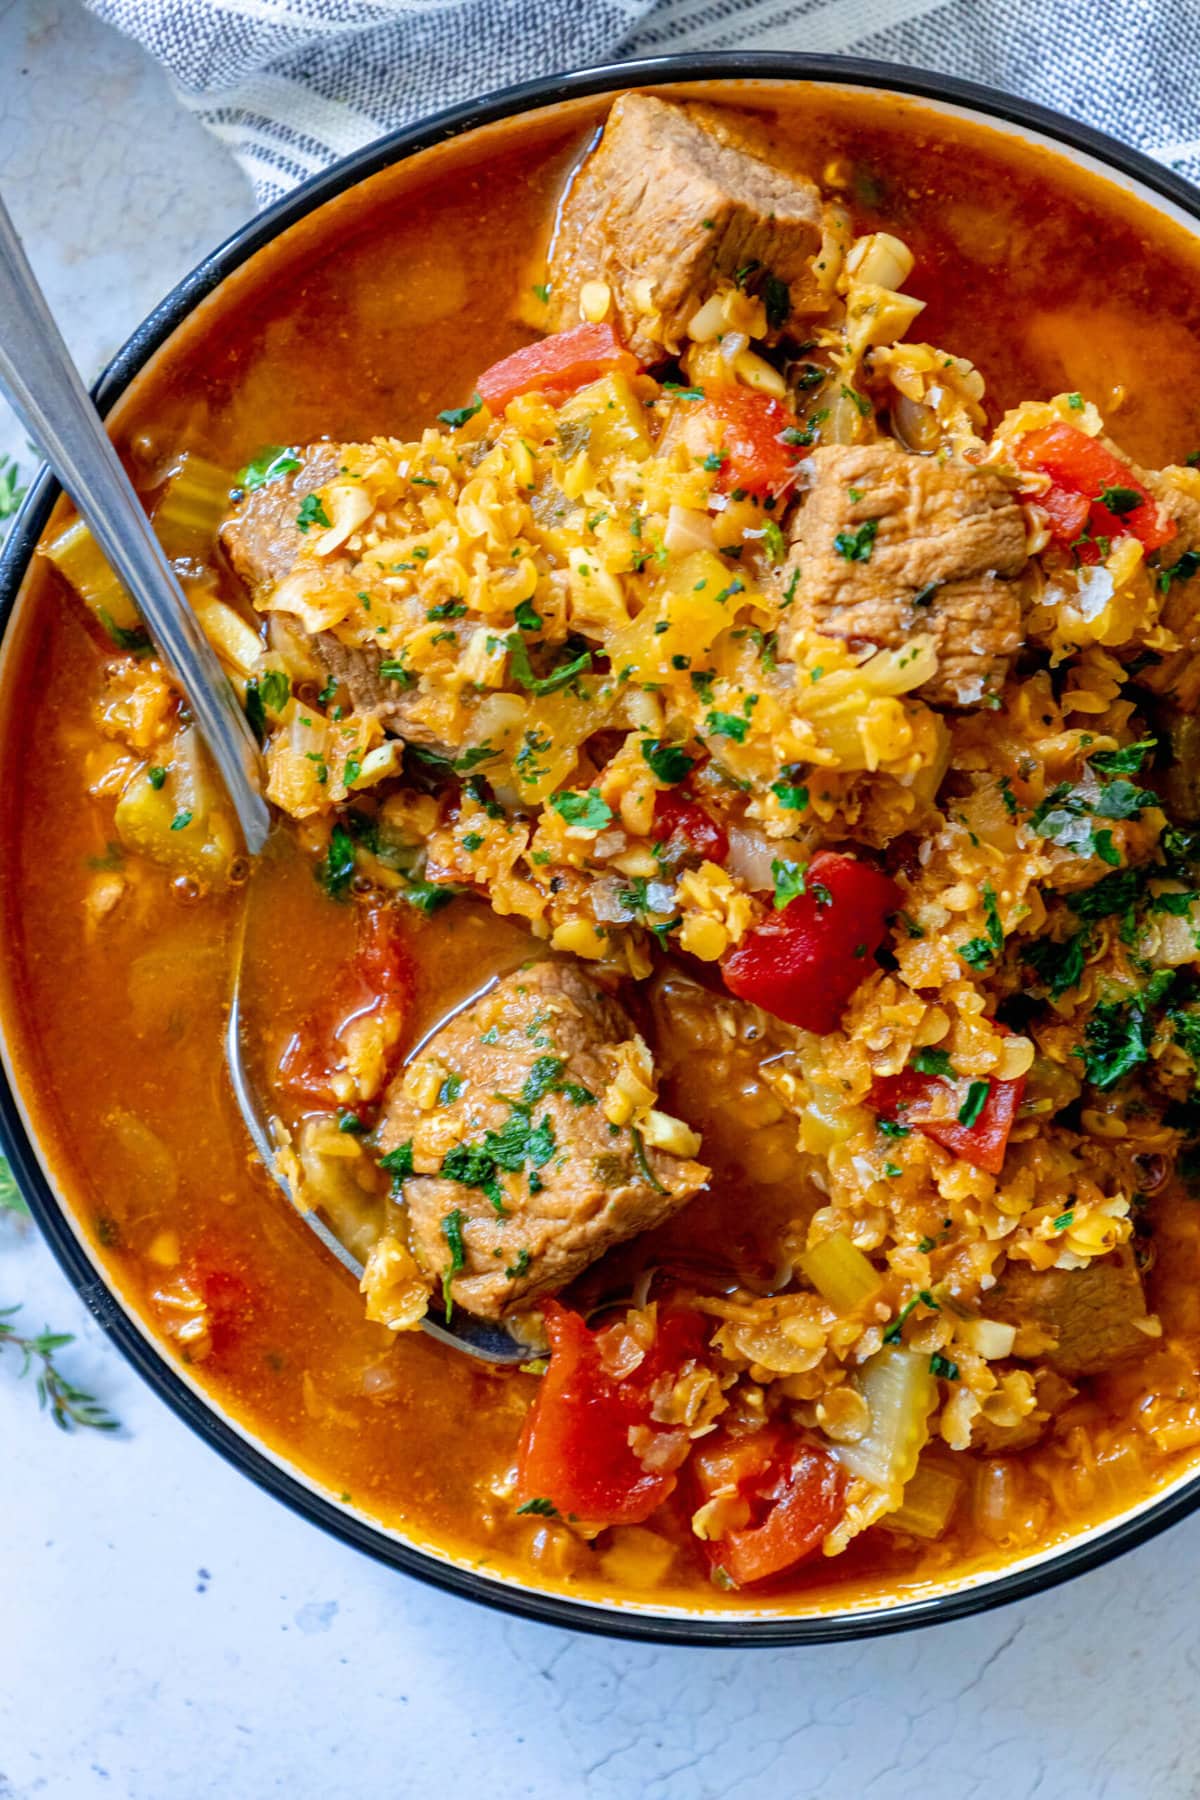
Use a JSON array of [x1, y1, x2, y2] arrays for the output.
[[3, 49, 1200, 1648]]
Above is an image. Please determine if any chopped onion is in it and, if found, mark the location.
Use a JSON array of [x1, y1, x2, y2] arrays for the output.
[[725, 825, 806, 893], [664, 505, 717, 555]]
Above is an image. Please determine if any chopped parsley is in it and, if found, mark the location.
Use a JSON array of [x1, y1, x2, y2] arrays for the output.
[[883, 1289, 939, 1344], [513, 598, 542, 632], [522, 1056, 565, 1106], [440, 1209, 467, 1314], [169, 810, 192, 832], [763, 271, 790, 330], [379, 1141, 414, 1192], [147, 766, 167, 790], [1082, 976, 1174, 1089], [929, 1353, 959, 1381], [97, 609, 151, 654], [238, 445, 300, 491], [507, 632, 592, 695], [1025, 930, 1088, 997], [958, 881, 1004, 969], [295, 494, 331, 533], [1159, 550, 1200, 594], [911, 1047, 954, 1077], [317, 822, 356, 899], [771, 858, 807, 910], [833, 519, 878, 562], [1096, 485, 1143, 515], [1089, 739, 1156, 776], [641, 739, 695, 784], [550, 788, 612, 830], [957, 1081, 989, 1128], [437, 393, 484, 429], [771, 777, 809, 811], [706, 709, 748, 743], [515, 1495, 558, 1517]]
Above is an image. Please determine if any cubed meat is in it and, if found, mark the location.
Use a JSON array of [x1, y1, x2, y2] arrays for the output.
[[548, 94, 825, 363], [781, 443, 1028, 707], [221, 444, 343, 595], [221, 445, 442, 745], [987, 1249, 1152, 1379], [376, 961, 708, 1318]]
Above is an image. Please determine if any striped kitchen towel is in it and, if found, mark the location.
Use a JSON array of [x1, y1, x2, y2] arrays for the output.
[[82, 0, 1200, 207]]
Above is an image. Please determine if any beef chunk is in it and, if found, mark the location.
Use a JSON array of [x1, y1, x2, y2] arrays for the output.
[[780, 443, 1028, 707], [376, 962, 707, 1319], [987, 1250, 1151, 1379], [221, 446, 445, 748], [221, 444, 343, 595], [548, 94, 825, 363]]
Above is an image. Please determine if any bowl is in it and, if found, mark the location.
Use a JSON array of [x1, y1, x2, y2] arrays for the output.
[[4, 52, 1200, 1646]]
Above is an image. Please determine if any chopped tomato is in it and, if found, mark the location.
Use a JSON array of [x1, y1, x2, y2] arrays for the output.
[[870, 1066, 1026, 1175], [721, 851, 900, 1034], [516, 1301, 708, 1526], [688, 1423, 844, 1587], [704, 386, 801, 499], [476, 323, 639, 413], [184, 1239, 259, 1356], [652, 787, 729, 867], [278, 902, 412, 1108], [1015, 422, 1175, 563]]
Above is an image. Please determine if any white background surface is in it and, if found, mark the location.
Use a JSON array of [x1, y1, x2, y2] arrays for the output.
[[2, 4, 1200, 1795]]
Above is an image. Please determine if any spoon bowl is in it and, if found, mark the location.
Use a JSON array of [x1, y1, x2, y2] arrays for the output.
[[224, 852, 530, 1366]]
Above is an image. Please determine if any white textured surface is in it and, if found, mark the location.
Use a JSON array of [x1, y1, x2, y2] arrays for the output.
[[3, 6, 1200, 1796]]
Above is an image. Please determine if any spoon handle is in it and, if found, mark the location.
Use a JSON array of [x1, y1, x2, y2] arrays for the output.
[[0, 193, 269, 855]]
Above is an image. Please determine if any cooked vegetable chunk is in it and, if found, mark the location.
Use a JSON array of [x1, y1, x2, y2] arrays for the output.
[[376, 961, 708, 1318], [782, 443, 1027, 706], [517, 1300, 709, 1525], [548, 94, 825, 362]]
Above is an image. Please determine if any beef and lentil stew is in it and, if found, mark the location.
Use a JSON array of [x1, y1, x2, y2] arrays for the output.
[[7, 83, 1200, 1613]]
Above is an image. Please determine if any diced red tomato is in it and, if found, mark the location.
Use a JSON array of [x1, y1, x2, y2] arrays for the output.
[[476, 323, 639, 413], [721, 850, 900, 1034], [1015, 422, 1176, 563], [183, 1239, 260, 1356], [652, 787, 729, 867], [869, 1066, 1026, 1175], [278, 902, 412, 1109], [516, 1301, 708, 1527], [688, 1423, 845, 1587], [703, 386, 802, 499]]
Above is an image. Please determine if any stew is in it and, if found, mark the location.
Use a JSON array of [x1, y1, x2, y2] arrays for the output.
[[6, 82, 1200, 1614]]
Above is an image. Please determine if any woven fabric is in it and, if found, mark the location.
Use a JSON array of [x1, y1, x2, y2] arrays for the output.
[[82, 0, 1200, 206]]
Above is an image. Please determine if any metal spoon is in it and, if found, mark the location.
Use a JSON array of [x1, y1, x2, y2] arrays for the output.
[[225, 876, 528, 1365], [0, 191, 269, 854], [0, 191, 525, 1364]]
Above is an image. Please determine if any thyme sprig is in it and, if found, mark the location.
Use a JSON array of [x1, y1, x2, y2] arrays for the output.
[[0, 1305, 119, 1432]]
